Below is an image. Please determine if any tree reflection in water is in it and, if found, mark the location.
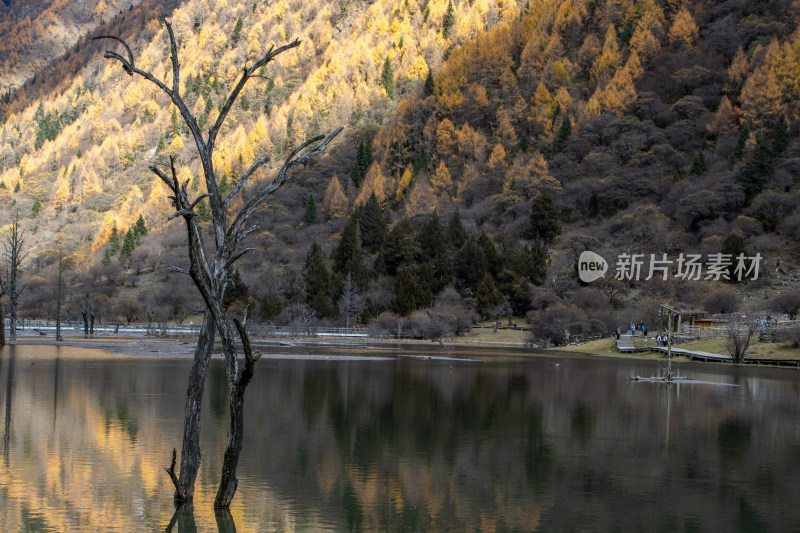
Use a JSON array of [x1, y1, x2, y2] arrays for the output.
[[0, 345, 799, 531]]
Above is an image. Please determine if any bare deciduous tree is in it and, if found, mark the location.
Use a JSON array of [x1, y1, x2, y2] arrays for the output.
[[724, 319, 757, 363], [96, 20, 341, 508], [338, 272, 365, 329], [0, 216, 26, 342]]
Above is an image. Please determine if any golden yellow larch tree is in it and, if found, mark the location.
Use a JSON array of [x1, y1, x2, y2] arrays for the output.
[[323, 176, 349, 219], [668, 6, 699, 48], [590, 25, 621, 82], [356, 162, 388, 206], [488, 143, 507, 172], [707, 95, 736, 136], [435, 118, 458, 156], [395, 166, 414, 200], [457, 122, 488, 161], [430, 160, 453, 194], [494, 108, 517, 152], [738, 41, 791, 125], [529, 82, 554, 137], [630, 25, 660, 62]]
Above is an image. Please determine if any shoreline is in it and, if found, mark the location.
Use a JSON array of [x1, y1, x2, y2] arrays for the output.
[[7, 331, 800, 368]]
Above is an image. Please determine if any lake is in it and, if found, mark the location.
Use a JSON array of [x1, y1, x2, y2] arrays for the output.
[[1, 342, 799, 532]]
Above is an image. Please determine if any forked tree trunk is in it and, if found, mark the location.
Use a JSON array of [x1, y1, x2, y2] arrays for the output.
[[214, 317, 256, 508], [166, 311, 216, 501], [96, 20, 340, 508]]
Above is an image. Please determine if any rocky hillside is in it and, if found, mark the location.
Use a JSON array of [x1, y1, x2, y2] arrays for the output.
[[1, 0, 799, 342]]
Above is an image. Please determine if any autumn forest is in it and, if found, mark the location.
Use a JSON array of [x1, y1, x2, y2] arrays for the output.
[[1, 0, 800, 345]]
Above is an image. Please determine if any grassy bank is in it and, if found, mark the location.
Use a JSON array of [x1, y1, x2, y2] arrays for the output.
[[555, 335, 800, 362]]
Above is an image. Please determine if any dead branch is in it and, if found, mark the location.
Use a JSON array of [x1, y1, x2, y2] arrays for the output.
[[164, 447, 187, 500]]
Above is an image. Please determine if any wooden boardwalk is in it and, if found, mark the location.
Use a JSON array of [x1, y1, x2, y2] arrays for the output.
[[617, 336, 800, 366]]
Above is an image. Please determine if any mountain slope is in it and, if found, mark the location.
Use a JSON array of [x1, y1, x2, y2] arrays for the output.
[[1, 0, 799, 338], [0, 0, 146, 94]]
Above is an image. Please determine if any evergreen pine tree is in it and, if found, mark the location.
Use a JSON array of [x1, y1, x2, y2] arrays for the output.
[[689, 149, 707, 175], [477, 233, 501, 278], [455, 239, 488, 293], [304, 193, 317, 224], [553, 116, 571, 153], [133, 214, 148, 237], [390, 267, 423, 316], [475, 274, 501, 317], [417, 212, 452, 291], [108, 225, 121, 255], [304, 243, 332, 316], [231, 17, 243, 44], [332, 214, 368, 289], [741, 134, 773, 199], [349, 139, 373, 188], [770, 114, 790, 157], [120, 228, 138, 259], [423, 69, 435, 97], [442, 0, 455, 38], [721, 232, 747, 282], [358, 192, 386, 252], [446, 210, 468, 249], [730, 123, 750, 162], [526, 191, 560, 245], [527, 239, 548, 285], [381, 57, 394, 99], [377, 218, 417, 276]]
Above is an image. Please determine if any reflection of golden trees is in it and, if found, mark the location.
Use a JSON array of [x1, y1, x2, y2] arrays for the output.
[[3, 347, 800, 530]]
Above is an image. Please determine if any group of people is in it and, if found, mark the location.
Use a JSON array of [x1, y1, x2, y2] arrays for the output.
[[614, 322, 670, 347]]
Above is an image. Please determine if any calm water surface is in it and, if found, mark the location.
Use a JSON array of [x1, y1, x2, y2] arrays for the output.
[[1, 343, 799, 532]]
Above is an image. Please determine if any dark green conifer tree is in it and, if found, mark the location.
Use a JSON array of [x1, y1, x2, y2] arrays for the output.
[[553, 115, 571, 153], [417, 212, 452, 291], [304, 243, 333, 316], [423, 69, 435, 97], [377, 218, 418, 276], [332, 214, 368, 289], [475, 274, 501, 317], [526, 191, 560, 245], [358, 192, 386, 252], [231, 17, 243, 44], [120, 228, 138, 259], [390, 267, 424, 316], [721, 232, 747, 282], [730, 123, 750, 161], [133, 214, 147, 237], [381, 57, 394, 99], [442, 0, 455, 38], [690, 149, 707, 175], [446, 210, 468, 250], [454, 239, 488, 293], [349, 139, 373, 188], [304, 193, 317, 224], [477, 233, 501, 278]]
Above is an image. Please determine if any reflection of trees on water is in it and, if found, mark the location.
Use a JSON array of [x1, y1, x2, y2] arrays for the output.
[[1, 350, 800, 531]]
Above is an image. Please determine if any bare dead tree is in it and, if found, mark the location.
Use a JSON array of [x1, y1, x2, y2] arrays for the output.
[[0, 216, 26, 342], [56, 250, 64, 342], [724, 319, 757, 363], [338, 272, 365, 329], [96, 20, 341, 508]]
